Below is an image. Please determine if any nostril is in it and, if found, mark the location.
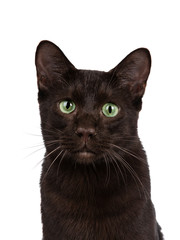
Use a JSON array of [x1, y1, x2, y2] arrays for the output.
[[76, 131, 83, 138], [87, 128, 95, 136], [88, 133, 93, 139]]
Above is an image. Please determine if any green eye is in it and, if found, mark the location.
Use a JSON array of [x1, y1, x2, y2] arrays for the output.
[[102, 103, 119, 117], [59, 100, 76, 114]]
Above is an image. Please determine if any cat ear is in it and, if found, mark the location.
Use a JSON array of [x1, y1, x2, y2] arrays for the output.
[[110, 48, 151, 100], [35, 40, 75, 90]]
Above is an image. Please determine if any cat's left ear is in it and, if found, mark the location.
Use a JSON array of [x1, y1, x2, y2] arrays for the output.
[[110, 48, 151, 100]]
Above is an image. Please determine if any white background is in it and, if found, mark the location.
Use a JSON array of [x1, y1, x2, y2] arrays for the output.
[[0, 0, 179, 239]]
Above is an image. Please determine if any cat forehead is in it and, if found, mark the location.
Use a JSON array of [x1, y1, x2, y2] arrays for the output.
[[52, 69, 123, 109], [76, 69, 110, 85], [68, 69, 114, 96]]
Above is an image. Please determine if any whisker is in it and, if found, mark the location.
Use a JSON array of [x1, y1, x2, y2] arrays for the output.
[[106, 151, 126, 186], [112, 150, 143, 197], [44, 145, 61, 159], [103, 153, 111, 186], [110, 143, 145, 163], [113, 135, 138, 138], [42, 148, 63, 182], [112, 156, 125, 185], [108, 154, 120, 184], [40, 121, 63, 134], [115, 139, 139, 143], [111, 149, 149, 199], [33, 158, 44, 169], [91, 161, 97, 177], [56, 150, 67, 177], [25, 132, 42, 137], [24, 145, 45, 159], [121, 147, 145, 162], [24, 140, 61, 161], [25, 142, 45, 149]]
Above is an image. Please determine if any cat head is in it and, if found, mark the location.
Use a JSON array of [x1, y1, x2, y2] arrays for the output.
[[35, 41, 151, 164]]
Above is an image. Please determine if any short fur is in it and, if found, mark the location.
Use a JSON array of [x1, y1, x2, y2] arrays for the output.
[[35, 41, 164, 240]]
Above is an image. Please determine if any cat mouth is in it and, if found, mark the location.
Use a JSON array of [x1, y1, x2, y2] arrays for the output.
[[77, 151, 95, 158], [74, 148, 96, 162]]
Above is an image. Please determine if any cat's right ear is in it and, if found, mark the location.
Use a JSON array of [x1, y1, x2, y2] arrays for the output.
[[35, 40, 75, 90]]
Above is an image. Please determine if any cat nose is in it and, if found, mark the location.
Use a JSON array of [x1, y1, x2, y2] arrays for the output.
[[75, 127, 96, 142]]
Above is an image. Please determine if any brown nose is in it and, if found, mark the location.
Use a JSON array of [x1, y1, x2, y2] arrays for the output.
[[75, 127, 96, 142]]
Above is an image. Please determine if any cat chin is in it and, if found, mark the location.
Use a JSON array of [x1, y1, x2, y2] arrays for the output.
[[74, 151, 97, 164]]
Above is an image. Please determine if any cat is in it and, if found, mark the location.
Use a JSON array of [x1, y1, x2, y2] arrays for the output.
[[35, 40, 164, 240]]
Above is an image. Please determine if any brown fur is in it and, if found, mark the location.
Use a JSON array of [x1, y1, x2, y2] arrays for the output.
[[35, 41, 163, 239]]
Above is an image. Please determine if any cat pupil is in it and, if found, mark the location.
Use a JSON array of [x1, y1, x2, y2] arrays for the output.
[[109, 106, 112, 113], [66, 101, 70, 109]]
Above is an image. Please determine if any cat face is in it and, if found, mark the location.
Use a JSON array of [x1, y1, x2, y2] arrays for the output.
[[35, 41, 151, 164]]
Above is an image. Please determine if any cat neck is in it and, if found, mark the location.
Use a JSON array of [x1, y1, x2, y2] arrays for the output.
[[41, 155, 150, 201]]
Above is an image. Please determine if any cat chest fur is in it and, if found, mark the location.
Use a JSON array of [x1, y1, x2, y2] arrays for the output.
[[41, 161, 156, 240]]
